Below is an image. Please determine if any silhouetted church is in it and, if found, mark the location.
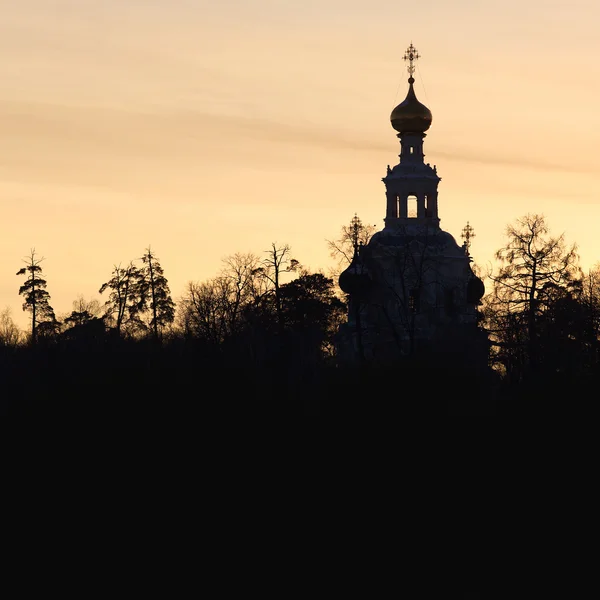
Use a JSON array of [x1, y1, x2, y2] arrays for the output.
[[337, 44, 487, 365]]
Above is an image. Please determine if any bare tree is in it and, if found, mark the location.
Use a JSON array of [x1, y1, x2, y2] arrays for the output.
[[254, 243, 299, 334], [577, 263, 600, 368], [177, 253, 266, 344], [220, 252, 263, 336], [63, 295, 103, 328], [73, 295, 102, 317], [178, 278, 231, 345], [0, 307, 22, 348], [484, 213, 580, 374], [327, 214, 376, 290]]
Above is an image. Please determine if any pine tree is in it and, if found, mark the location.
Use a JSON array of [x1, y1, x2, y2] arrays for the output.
[[138, 247, 175, 341], [99, 262, 144, 337], [16, 249, 56, 345]]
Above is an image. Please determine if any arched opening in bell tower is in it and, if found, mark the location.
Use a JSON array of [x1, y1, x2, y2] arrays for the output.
[[407, 195, 418, 218]]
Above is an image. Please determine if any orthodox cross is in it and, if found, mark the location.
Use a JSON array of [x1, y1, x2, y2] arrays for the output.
[[403, 43, 420, 77], [350, 213, 362, 253], [461, 221, 475, 255]]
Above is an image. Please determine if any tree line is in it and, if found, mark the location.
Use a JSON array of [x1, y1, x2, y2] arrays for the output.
[[1, 241, 346, 418], [2, 213, 600, 417], [3, 242, 343, 352], [481, 213, 600, 411], [12, 246, 176, 345]]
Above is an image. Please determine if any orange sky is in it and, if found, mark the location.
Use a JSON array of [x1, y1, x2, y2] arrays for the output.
[[2, 0, 600, 329]]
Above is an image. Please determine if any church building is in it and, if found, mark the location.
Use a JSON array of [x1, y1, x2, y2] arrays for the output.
[[337, 44, 487, 365]]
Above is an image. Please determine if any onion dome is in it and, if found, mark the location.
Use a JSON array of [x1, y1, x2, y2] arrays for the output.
[[390, 77, 432, 133], [339, 250, 372, 297], [467, 276, 485, 304]]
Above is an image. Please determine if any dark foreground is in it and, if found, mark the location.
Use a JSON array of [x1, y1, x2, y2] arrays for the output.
[[3, 339, 593, 419]]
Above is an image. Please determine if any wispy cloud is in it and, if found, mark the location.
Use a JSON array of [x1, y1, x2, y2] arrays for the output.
[[2, 100, 598, 192]]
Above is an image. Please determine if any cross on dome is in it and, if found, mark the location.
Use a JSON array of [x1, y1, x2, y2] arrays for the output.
[[461, 222, 476, 254], [350, 213, 362, 252], [403, 43, 420, 78]]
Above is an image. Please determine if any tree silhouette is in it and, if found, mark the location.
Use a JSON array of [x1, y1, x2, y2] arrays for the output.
[[138, 247, 175, 342], [99, 262, 144, 337], [327, 214, 376, 292], [178, 279, 229, 346], [327, 214, 376, 267], [220, 252, 264, 337], [579, 263, 600, 368], [484, 214, 580, 377], [16, 249, 56, 345], [280, 271, 346, 357], [254, 243, 299, 335], [0, 307, 21, 348], [63, 295, 102, 328], [177, 253, 267, 348]]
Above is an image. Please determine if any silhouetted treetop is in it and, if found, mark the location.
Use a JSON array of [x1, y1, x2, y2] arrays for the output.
[[16, 249, 56, 345]]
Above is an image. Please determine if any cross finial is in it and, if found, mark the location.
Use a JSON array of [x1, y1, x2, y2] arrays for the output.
[[350, 213, 362, 253], [461, 221, 476, 255], [403, 43, 420, 77]]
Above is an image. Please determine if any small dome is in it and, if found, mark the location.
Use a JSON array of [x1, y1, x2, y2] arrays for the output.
[[339, 251, 372, 297], [467, 276, 485, 304], [390, 77, 432, 133]]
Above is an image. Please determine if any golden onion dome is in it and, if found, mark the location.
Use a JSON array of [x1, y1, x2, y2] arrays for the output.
[[390, 77, 432, 133]]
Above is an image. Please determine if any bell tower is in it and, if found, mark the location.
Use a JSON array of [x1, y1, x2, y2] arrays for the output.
[[383, 43, 441, 228]]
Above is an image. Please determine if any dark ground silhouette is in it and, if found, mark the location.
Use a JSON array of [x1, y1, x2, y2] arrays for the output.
[[1, 337, 501, 418]]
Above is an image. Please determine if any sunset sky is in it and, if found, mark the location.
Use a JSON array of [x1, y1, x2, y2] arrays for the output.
[[2, 0, 600, 329]]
